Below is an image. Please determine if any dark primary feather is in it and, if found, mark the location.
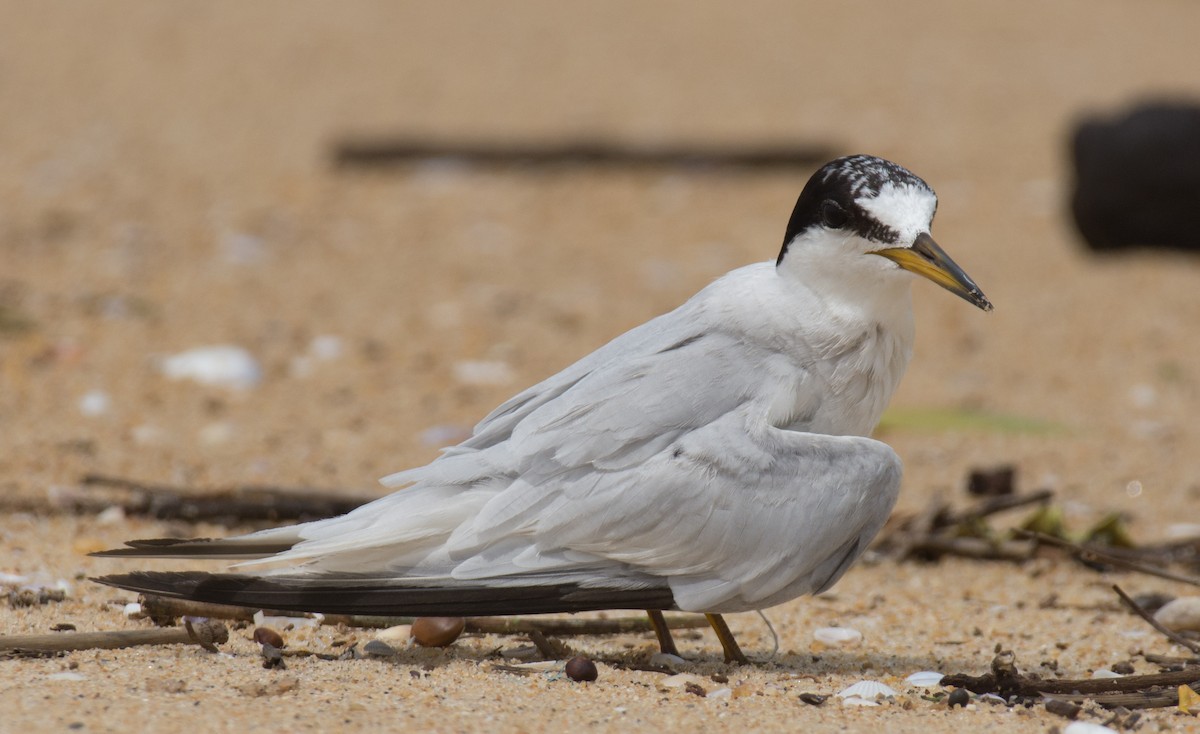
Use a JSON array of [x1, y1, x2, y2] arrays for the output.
[[92, 538, 296, 558], [92, 572, 676, 616]]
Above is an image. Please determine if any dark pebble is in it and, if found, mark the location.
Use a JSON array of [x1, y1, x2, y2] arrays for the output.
[[253, 627, 285, 649], [684, 682, 707, 697], [967, 465, 1015, 497], [1045, 698, 1081, 719], [411, 617, 466, 647], [947, 688, 970, 708], [798, 693, 827, 706], [261, 642, 286, 670], [565, 656, 598, 682], [1111, 661, 1135, 675], [362, 639, 398, 657]]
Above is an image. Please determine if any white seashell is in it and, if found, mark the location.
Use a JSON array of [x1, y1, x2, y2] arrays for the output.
[[374, 624, 413, 644], [1153, 596, 1200, 632], [813, 626, 863, 646], [96, 505, 126, 525], [160, 345, 262, 390], [649, 652, 689, 671], [452, 359, 515, 386], [657, 673, 706, 692], [707, 687, 732, 700], [1091, 668, 1122, 679], [123, 602, 143, 618], [503, 660, 560, 671], [253, 610, 319, 629], [836, 680, 898, 699], [904, 671, 945, 687], [1166, 523, 1200, 540], [78, 390, 111, 417], [1063, 722, 1118, 734], [840, 695, 880, 707]]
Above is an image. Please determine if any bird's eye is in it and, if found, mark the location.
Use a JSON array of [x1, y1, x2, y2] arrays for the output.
[[820, 200, 849, 229]]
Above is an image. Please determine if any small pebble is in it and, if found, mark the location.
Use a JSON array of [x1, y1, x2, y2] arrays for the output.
[[362, 639, 398, 658], [565, 656, 598, 682], [252, 627, 285, 649], [947, 688, 970, 708], [50, 623, 76, 632], [1063, 722, 1118, 734], [813, 626, 862, 646], [260, 642, 286, 670], [657, 673, 706, 692], [684, 682, 707, 697], [411, 617, 465, 647], [1110, 661, 1135, 675], [798, 693, 827, 706], [1153, 596, 1200, 632], [160, 345, 262, 390], [648, 652, 688, 671], [1045, 698, 1081, 719]]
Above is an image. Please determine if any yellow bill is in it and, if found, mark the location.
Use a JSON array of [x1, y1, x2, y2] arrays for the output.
[[873, 232, 992, 311]]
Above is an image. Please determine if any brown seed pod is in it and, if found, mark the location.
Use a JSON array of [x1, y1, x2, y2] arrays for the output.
[[410, 617, 465, 647], [565, 656, 598, 682], [252, 627, 285, 649]]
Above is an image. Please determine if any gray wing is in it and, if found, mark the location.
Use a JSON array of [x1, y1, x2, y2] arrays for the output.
[[446, 407, 902, 612]]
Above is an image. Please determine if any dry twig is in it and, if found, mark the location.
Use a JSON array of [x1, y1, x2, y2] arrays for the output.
[[1113, 584, 1200, 655], [0, 621, 228, 657]]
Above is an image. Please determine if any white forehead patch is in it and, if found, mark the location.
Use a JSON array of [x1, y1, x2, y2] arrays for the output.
[[856, 182, 938, 245]]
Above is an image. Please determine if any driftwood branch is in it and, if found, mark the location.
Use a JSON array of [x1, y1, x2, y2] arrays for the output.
[[330, 137, 836, 171], [942, 651, 1200, 709], [0, 474, 380, 525], [0, 621, 228, 657], [138, 594, 710, 636], [1021, 531, 1200, 587]]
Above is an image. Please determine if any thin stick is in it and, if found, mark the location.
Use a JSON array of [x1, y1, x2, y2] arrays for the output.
[[0, 621, 228, 655], [1020, 531, 1200, 587], [1112, 584, 1200, 655], [138, 594, 710, 635], [939, 489, 1055, 527], [526, 629, 562, 659]]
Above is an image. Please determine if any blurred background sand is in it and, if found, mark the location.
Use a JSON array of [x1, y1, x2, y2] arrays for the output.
[[2, 2, 1199, 732]]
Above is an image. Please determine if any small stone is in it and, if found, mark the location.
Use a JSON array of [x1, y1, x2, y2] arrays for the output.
[[565, 656, 598, 682], [947, 688, 970, 708], [362, 639, 398, 657], [1045, 698, 1081, 719], [411, 617, 465, 647], [261, 642, 286, 670], [648, 652, 688, 671], [967, 465, 1015, 496], [657, 673, 707, 692], [684, 682, 707, 697], [813, 626, 862, 646], [1110, 661, 1135, 675], [252, 627, 285, 649], [799, 692, 827, 706], [50, 623, 76, 632], [1153, 596, 1200, 632]]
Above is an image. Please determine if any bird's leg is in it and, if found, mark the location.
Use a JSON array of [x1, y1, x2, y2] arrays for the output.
[[645, 610, 679, 656], [705, 613, 749, 665]]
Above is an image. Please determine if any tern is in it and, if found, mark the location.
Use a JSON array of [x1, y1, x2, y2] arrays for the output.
[[94, 155, 991, 664]]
